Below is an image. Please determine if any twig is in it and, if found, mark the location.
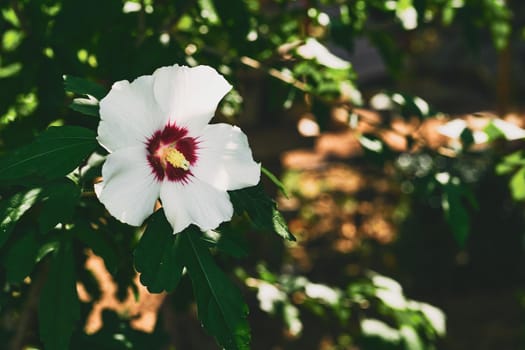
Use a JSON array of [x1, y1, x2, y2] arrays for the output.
[[239, 56, 309, 92]]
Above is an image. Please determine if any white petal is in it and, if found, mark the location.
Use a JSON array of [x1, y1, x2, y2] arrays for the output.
[[192, 123, 261, 191], [160, 176, 233, 234], [492, 119, 525, 140], [96, 146, 160, 226], [98, 75, 165, 152], [437, 119, 467, 139], [152, 65, 231, 132]]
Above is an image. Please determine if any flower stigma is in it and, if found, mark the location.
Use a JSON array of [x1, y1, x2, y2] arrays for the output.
[[165, 147, 190, 170], [145, 123, 198, 182]]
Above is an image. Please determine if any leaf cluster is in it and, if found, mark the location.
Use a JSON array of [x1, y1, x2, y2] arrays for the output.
[[0, 75, 294, 350]]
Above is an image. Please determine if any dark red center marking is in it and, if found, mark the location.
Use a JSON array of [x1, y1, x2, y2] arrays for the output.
[[145, 123, 198, 182]]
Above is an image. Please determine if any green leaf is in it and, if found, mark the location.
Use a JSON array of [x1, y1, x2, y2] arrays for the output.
[[383, 92, 434, 119], [63, 75, 107, 100], [359, 134, 393, 165], [229, 183, 295, 241], [0, 188, 42, 248], [38, 179, 81, 233], [459, 128, 475, 149], [400, 325, 424, 350], [36, 238, 60, 263], [442, 183, 476, 246], [75, 223, 118, 274], [510, 167, 525, 200], [272, 206, 294, 241], [497, 162, 517, 176], [361, 318, 401, 346], [203, 227, 249, 258], [70, 97, 100, 117], [283, 303, 302, 336], [483, 120, 505, 142], [134, 210, 184, 293], [38, 238, 80, 350], [181, 227, 251, 350], [261, 166, 289, 198], [441, 4, 455, 25], [0, 126, 97, 184], [4, 229, 39, 283], [197, 0, 220, 24], [496, 151, 525, 175]]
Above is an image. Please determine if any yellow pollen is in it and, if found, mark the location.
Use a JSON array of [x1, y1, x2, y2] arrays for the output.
[[165, 148, 190, 170]]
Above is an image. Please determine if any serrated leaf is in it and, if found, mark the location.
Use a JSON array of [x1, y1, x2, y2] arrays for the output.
[[0, 126, 97, 184], [181, 227, 251, 350], [0, 188, 42, 248], [229, 183, 295, 241], [38, 179, 81, 233], [272, 206, 293, 241], [63, 75, 107, 100], [4, 229, 39, 283], [70, 97, 99, 117], [75, 223, 118, 274], [134, 210, 184, 293], [38, 238, 80, 350]]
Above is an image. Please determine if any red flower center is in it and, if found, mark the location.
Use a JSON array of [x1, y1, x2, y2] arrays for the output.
[[146, 123, 198, 182]]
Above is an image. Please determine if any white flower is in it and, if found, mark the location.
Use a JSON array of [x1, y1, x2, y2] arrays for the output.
[[95, 64, 261, 234]]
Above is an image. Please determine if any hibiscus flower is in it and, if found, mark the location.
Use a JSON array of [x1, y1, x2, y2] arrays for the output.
[[95, 64, 260, 233]]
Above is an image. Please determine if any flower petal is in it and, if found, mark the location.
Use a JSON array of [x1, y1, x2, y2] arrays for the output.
[[96, 146, 160, 226], [160, 176, 233, 234], [152, 65, 231, 133], [98, 75, 165, 152], [192, 123, 260, 191]]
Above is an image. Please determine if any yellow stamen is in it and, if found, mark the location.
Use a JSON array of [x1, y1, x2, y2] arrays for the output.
[[165, 148, 190, 170]]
